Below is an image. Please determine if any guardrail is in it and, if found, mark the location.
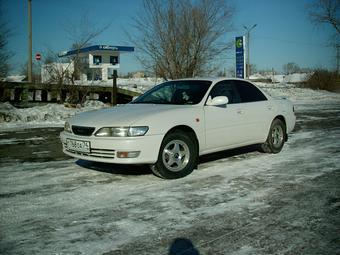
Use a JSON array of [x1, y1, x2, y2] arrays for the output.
[[0, 82, 141, 105]]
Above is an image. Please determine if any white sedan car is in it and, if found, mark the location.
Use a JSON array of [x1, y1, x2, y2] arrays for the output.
[[60, 78, 296, 179]]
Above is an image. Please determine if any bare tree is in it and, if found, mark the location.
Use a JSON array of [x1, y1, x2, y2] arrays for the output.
[[130, 0, 234, 80], [308, 0, 340, 73], [43, 13, 110, 104], [283, 62, 301, 75], [42, 50, 72, 85], [63, 12, 110, 84], [0, 4, 11, 78], [308, 0, 340, 34]]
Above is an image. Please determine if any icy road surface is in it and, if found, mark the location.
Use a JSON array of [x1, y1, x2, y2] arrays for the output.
[[1, 102, 340, 255]]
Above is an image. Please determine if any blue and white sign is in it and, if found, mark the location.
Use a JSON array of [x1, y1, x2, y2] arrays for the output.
[[58, 45, 134, 58], [235, 36, 246, 79]]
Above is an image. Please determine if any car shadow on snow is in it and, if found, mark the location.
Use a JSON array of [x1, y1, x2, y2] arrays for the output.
[[75, 145, 261, 177], [199, 144, 261, 164], [75, 160, 152, 176]]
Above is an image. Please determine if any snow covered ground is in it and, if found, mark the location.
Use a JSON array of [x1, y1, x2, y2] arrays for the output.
[[0, 81, 340, 254], [250, 72, 312, 83]]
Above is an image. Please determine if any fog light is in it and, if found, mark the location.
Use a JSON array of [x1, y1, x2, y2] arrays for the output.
[[117, 151, 141, 158]]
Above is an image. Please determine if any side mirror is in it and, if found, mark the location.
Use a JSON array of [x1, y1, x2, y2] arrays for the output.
[[206, 96, 229, 106]]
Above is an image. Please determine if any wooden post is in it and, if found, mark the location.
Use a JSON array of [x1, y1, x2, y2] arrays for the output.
[[112, 70, 118, 105]]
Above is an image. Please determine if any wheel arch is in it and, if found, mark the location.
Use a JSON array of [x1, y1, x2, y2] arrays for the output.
[[165, 125, 199, 152], [151, 125, 200, 179]]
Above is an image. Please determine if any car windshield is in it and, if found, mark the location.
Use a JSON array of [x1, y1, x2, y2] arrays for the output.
[[131, 80, 212, 105]]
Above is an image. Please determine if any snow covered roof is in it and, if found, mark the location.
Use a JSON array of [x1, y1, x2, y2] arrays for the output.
[[58, 45, 134, 57]]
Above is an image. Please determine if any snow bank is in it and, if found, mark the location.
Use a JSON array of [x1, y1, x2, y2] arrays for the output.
[[256, 83, 340, 105], [117, 77, 163, 93], [2, 75, 26, 82], [0, 101, 108, 130], [118, 77, 164, 86], [272, 73, 312, 83], [251, 73, 312, 83], [69, 77, 164, 94], [73, 77, 163, 87]]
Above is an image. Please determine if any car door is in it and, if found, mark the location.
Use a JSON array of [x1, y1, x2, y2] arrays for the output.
[[204, 80, 248, 151], [232, 80, 272, 142]]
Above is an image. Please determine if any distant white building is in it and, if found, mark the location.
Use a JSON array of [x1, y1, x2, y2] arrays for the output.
[[58, 45, 134, 82]]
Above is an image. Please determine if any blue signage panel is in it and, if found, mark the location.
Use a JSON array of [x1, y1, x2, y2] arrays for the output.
[[59, 45, 134, 57], [235, 36, 245, 79]]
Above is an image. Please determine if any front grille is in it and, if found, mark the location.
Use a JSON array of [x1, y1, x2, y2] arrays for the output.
[[90, 148, 116, 158], [66, 147, 115, 159], [72, 125, 95, 136]]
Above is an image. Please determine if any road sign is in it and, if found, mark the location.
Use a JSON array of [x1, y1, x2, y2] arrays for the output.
[[35, 53, 41, 61], [235, 36, 246, 79]]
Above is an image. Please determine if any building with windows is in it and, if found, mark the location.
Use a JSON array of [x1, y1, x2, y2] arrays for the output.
[[56, 45, 134, 82]]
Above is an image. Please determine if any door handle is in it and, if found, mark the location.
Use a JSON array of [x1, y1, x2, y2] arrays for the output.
[[237, 109, 244, 114]]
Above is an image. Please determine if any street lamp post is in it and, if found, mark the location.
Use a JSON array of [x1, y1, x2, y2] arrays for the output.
[[337, 44, 339, 75], [243, 24, 257, 79], [28, 0, 32, 83]]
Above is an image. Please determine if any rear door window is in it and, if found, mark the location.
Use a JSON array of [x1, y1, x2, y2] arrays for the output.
[[234, 80, 267, 103]]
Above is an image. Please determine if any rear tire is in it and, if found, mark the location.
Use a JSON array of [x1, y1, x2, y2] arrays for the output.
[[150, 131, 198, 179], [261, 119, 286, 153]]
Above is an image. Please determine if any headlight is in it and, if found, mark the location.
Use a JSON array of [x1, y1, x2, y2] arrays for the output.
[[95, 127, 128, 137], [94, 126, 149, 137], [64, 122, 72, 133], [128, 126, 149, 136]]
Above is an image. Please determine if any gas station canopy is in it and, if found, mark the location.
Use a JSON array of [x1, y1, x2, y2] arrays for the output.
[[59, 45, 134, 57]]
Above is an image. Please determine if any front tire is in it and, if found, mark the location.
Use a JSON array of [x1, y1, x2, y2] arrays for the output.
[[261, 118, 286, 153], [151, 131, 198, 179]]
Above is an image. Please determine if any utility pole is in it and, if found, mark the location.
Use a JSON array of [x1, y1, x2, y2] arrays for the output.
[[243, 24, 257, 79], [28, 0, 32, 83], [337, 44, 339, 75]]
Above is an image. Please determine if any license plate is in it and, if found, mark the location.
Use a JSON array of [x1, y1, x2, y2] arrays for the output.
[[66, 139, 90, 153]]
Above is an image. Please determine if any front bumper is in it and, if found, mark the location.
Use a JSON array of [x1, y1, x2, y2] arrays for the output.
[[60, 131, 163, 164]]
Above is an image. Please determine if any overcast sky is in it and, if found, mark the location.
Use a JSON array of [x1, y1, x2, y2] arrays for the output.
[[3, 0, 337, 75]]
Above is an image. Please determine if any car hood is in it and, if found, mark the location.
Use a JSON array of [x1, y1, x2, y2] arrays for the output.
[[69, 104, 194, 127]]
